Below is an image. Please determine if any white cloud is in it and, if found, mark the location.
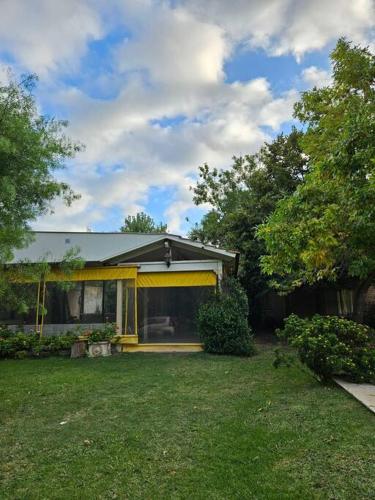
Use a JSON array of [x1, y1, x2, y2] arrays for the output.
[[117, 6, 228, 86], [33, 189, 99, 232], [0, 0, 103, 75], [302, 66, 332, 88], [49, 72, 294, 232], [180, 0, 375, 60], [1, 0, 373, 233]]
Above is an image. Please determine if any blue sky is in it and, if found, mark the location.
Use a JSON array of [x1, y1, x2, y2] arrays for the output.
[[0, 0, 373, 234]]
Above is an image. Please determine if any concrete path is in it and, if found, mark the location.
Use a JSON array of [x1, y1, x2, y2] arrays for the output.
[[335, 378, 375, 414]]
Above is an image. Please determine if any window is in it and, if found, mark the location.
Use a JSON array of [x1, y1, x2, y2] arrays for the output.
[[42, 281, 116, 325], [0, 283, 38, 325], [82, 281, 103, 322], [0, 280, 117, 326], [67, 283, 83, 321]]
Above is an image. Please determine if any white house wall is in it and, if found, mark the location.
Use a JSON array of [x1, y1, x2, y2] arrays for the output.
[[119, 259, 223, 275]]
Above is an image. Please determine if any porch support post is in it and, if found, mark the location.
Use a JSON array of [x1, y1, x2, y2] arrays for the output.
[[116, 280, 123, 335], [143, 287, 148, 342]]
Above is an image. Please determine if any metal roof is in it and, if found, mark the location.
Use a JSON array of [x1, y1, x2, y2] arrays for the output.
[[10, 231, 236, 264]]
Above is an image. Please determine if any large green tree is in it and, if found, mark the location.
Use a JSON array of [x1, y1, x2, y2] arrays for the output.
[[120, 211, 168, 233], [258, 40, 375, 308], [191, 129, 309, 320], [0, 74, 81, 263], [0, 73, 83, 312]]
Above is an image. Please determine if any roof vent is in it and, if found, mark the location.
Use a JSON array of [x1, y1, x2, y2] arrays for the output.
[[65, 238, 71, 244]]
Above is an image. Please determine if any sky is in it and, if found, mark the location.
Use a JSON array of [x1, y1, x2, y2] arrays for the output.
[[0, 0, 374, 235]]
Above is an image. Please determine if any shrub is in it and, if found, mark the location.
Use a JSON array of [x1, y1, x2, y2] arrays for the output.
[[0, 332, 38, 358], [275, 314, 375, 383], [85, 323, 117, 344], [0, 330, 79, 359], [198, 277, 255, 356], [0, 326, 14, 339]]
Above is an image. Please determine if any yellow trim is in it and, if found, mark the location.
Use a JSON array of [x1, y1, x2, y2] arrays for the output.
[[46, 266, 137, 282], [122, 343, 204, 353], [116, 335, 139, 344], [124, 285, 129, 334], [137, 271, 217, 288], [134, 277, 138, 336]]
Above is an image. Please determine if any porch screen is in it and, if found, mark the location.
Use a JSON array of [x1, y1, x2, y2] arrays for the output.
[[138, 286, 214, 343], [44, 280, 116, 324], [123, 279, 136, 335]]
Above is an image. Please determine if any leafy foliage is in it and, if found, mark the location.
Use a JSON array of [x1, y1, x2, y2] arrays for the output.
[[191, 129, 308, 320], [120, 211, 167, 233], [84, 323, 118, 344], [0, 72, 82, 312], [0, 323, 118, 359], [259, 40, 375, 293], [197, 277, 254, 356], [2, 247, 84, 318], [0, 327, 79, 359], [275, 314, 375, 383], [0, 73, 81, 264]]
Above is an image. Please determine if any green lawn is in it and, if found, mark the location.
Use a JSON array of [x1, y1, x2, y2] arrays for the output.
[[1, 346, 374, 499]]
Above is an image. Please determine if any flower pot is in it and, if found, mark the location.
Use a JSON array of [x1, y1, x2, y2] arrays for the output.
[[71, 340, 87, 358], [87, 341, 111, 358]]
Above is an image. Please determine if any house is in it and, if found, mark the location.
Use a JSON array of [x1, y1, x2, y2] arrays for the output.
[[2, 232, 237, 352]]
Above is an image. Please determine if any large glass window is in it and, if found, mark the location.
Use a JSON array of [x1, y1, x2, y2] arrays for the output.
[[67, 283, 83, 321], [138, 286, 214, 343], [40, 280, 117, 325], [0, 283, 38, 325], [44, 282, 83, 324], [82, 281, 103, 322], [0, 280, 117, 326]]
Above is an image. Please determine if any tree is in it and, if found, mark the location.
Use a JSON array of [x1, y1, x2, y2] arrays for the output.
[[0, 73, 82, 311], [120, 211, 168, 233], [190, 129, 308, 322], [258, 39, 375, 311], [0, 73, 81, 264]]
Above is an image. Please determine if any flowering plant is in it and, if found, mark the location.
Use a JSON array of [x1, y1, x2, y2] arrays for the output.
[[274, 314, 375, 383], [86, 323, 118, 344]]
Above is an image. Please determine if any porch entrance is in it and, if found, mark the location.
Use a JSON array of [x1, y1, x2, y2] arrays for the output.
[[137, 286, 213, 343]]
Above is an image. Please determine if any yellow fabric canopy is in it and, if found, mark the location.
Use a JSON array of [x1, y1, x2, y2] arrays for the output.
[[137, 271, 217, 288], [46, 266, 137, 282], [13, 266, 217, 287]]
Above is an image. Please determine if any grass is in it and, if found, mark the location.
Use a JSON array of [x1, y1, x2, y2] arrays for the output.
[[0, 346, 374, 499]]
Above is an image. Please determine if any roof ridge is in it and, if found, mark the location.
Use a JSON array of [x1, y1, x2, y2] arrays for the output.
[[29, 230, 178, 236]]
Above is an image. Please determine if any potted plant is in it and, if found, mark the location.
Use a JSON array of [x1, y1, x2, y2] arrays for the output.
[[87, 323, 117, 358]]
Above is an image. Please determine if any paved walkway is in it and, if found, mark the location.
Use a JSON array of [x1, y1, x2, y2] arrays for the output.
[[335, 378, 375, 414]]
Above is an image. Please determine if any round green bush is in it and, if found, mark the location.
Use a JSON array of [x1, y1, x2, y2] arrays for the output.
[[276, 314, 375, 383], [198, 277, 255, 356]]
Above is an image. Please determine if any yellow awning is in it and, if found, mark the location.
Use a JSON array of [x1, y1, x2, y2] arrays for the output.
[[46, 266, 137, 282], [137, 271, 217, 288]]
